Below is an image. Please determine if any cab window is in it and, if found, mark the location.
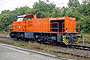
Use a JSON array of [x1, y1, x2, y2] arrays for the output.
[[17, 18, 23, 22], [24, 17, 33, 21]]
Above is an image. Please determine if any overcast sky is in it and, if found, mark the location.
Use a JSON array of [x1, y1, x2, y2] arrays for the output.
[[0, 0, 83, 13]]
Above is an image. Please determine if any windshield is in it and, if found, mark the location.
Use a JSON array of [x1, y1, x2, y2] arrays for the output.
[[17, 18, 23, 22]]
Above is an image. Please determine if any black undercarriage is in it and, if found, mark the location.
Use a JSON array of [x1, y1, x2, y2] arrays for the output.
[[10, 32, 82, 45], [10, 32, 58, 44]]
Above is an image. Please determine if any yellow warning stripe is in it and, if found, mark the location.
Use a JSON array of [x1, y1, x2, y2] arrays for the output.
[[63, 36, 69, 45], [63, 36, 80, 45], [76, 38, 80, 44]]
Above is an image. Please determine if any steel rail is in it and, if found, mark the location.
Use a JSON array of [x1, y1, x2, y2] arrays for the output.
[[68, 45, 90, 51]]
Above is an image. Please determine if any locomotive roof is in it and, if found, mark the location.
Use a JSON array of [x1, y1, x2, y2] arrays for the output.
[[17, 15, 75, 20], [18, 15, 33, 18]]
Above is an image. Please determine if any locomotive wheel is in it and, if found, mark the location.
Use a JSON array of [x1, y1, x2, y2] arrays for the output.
[[15, 34, 20, 40], [10, 32, 15, 38], [38, 35, 56, 44], [20, 34, 24, 40]]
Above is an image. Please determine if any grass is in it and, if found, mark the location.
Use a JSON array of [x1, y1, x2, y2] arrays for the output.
[[79, 33, 90, 45], [0, 32, 9, 37], [82, 33, 90, 41]]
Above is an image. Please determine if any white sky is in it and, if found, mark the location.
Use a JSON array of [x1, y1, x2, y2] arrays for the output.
[[0, 0, 83, 13]]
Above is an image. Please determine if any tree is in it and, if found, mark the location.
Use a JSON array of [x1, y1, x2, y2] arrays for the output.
[[80, 15, 90, 33], [33, 1, 56, 18], [0, 0, 90, 33], [51, 8, 61, 17], [68, 0, 80, 8], [16, 6, 32, 15]]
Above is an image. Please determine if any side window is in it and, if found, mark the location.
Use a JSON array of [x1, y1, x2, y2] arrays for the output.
[[17, 18, 23, 22], [24, 17, 33, 21]]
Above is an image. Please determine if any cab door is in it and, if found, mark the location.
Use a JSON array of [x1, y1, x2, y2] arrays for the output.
[[16, 21, 24, 32], [21, 19, 26, 32], [20, 21, 26, 32], [23, 17, 33, 32]]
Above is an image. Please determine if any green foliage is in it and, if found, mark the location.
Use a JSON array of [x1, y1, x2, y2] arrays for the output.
[[32, 1, 61, 18], [80, 15, 90, 33], [0, 0, 90, 33], [68, 0, 80, 8]]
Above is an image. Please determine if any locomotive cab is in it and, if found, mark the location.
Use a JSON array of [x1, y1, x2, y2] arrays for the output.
[[17, 15, 34, 22]]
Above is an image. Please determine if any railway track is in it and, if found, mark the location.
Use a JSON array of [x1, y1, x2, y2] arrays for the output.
[[0, 36, 90, 51], [68, 45, 90, 51], [0, 36, 12, 40], [0, 36, 90, 58]]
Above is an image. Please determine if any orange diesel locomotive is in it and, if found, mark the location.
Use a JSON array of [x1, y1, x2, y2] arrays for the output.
[[10, 14, 82, 45]]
